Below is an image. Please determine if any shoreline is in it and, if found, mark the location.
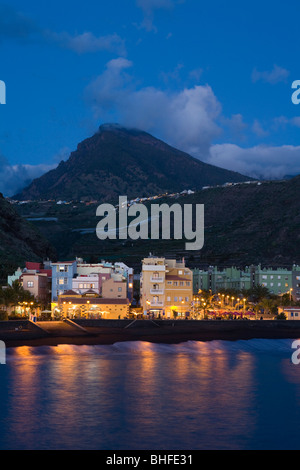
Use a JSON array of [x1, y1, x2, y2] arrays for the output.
[[3, 323, 300, 348]]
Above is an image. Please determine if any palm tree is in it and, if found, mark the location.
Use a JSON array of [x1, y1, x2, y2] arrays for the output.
[[0, 281, 35, 317]]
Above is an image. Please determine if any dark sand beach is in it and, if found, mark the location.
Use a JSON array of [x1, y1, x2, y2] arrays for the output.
[[2, 319, 300, 348]]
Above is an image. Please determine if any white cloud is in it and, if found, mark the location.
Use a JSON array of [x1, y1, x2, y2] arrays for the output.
[[221, 114, 248, 140], [208, 143, 300, 179], [85, 59, 300, 181], [0, 158, 56, 197], [252, 65, 290, 84], [85, 58, 222, 158], [46, 31, 126, 55], [189, 68, 204, 82], [252, 119, 269, 137]]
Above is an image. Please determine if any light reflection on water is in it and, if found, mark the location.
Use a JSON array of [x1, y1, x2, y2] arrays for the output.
[[0, 340, 300, 450]]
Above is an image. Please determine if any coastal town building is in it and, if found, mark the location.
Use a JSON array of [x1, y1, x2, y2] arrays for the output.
[[140, 256, 193, 318], [292, 268, 300, 302], [20, 272, 49, 303], [254, 265, 294, 296], [193, 264, 300, 296], [51, 260, 78, 301], [7, 267, 23, 286], [101, 276, 127, 299], [7, 261, 52, 305], [278, 306, 300, 320], [53, 290, 130, 319], [193, 266, 252, 293], [51, 259, 134, 302]]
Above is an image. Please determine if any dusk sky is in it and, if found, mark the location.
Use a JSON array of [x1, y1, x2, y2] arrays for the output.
[[0, 0, 300, 196]]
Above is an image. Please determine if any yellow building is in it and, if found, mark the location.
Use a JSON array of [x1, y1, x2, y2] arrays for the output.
[[140, 257, 193, 318], [52, 290, 129, 319], [278, 306, 300, 320]]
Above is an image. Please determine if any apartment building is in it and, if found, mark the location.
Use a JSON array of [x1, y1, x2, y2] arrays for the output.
[[20, 272, 49, 303], [51, 261, 78, 301], [193, 266, 251, 293], [255, 266, 292, 295], [140, 256, 193, 318], [9, 261, 52, 304], [72, 273, 104, 295], [51, 259, 134, 302], [292, 268, 300, 301], [193, 264, 300, 296], [101, 276, 127, 299]]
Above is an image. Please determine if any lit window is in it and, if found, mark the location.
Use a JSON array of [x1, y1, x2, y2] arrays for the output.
[[58, 265, 68, 273], [27, 281, 34, 288]]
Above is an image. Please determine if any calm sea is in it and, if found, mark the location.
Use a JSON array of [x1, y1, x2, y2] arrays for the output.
[[0, 339, 300, 450]]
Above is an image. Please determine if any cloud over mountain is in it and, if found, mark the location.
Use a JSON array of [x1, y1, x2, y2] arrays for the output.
[[85, 58, 222, 159], [208, 144, 300, 180], [0, 154, 56, 197]]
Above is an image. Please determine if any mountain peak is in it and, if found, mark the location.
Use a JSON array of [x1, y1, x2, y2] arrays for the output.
[[99, 123, 126, 132], [98, 123, 144, 135], [14, 126, 252, 202]]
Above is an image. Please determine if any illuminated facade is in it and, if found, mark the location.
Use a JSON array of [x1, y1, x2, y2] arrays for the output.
[[140, 257, 193, 318], [53, 290, 130, 319]]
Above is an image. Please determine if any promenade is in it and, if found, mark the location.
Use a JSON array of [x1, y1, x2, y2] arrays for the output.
[[1, 319, 300, 348]]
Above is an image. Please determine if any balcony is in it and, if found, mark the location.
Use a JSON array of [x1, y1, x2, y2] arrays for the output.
[[150, 277, 164, 283], [150, 289, 164, 295], [150, 301, 164, 307]]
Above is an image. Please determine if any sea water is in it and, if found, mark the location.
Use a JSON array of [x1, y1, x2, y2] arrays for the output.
[[0, 339, 300, 450]]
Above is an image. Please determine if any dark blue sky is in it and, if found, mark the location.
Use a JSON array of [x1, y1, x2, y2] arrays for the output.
[[0, 0, 300, 196]]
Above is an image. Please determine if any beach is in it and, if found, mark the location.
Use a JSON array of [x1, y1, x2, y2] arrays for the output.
[[2, 319, 300, 348]]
